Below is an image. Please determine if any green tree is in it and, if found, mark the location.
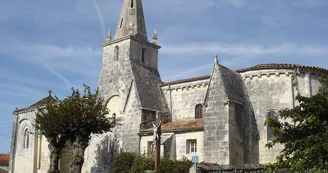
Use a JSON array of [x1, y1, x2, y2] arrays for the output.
[[36, 84, 116, 173], [67, 85, 117, 173], [265, 78, 328, 172], [36, 96, 70, 173]]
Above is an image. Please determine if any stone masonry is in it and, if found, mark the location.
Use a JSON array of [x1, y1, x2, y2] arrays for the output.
[[9, 0, 328, 173]]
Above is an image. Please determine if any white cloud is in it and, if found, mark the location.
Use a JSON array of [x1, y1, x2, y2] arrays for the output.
[[161, 42, 328, 57], [0, 41, 102, 78], [162, 64, 212, 82]]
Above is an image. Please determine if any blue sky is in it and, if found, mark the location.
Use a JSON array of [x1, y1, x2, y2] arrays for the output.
[[0, 0, 328, 153]]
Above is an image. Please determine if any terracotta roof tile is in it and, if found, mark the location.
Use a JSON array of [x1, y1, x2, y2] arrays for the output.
[[140, 119, 204, 133], [0, 154, 9, 165], [236, 63, 328, 73]]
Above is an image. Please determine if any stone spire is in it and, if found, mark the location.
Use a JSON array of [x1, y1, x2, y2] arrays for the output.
[[114, 0, 148, 40], [106, 28, 112, 41], [152, 29, 158, 44]]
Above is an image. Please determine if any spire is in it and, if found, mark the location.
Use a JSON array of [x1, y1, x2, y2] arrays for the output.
[[106, 28, 112, 41], [152, 29, 158, 44], [114, 0, 148, 40], [214, 55, 219, 64]]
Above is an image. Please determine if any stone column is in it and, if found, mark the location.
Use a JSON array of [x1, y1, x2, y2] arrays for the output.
[[304, 72, 312, 97]]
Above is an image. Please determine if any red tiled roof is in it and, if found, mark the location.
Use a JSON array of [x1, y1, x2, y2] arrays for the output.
[[140, 119, 204, 133], [161, 63, 328, 86], [236, 63, 328, 73], [0, 154, 9, 165], [161, 75, 211, 86]]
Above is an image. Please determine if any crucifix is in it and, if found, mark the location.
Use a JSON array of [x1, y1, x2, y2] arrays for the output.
[[152, 111, 161, 171]]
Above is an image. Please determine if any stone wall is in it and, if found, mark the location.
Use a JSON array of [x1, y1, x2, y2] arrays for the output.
[[161, 79, 209, 121], [11, 110, 36, 173], [175, 131, 204, 162], [203, 63, 230, 164], [240, 69, 327, 163]]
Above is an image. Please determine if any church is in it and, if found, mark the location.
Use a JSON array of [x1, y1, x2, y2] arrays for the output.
[[9, 0, 328, 173]]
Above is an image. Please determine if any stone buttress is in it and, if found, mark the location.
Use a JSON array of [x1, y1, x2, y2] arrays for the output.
[[203, 57, 259, 164]]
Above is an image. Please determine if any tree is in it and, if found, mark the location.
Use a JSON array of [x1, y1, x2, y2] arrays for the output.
[[67, 85, 117, 173], [265, 78, 328, 172], [36, 84, 116, 173], [36, 96, 70, 173]]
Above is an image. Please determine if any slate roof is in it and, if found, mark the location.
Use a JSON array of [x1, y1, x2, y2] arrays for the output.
[[0, 154, 9, 166], [14, 91, 55, 113], [161, 63, 328, 87], [161, 75, 211, 86], [139, 119, 203, 133], [219, 64, 246, 104], [130, 62, 168, 111], [195, 162, 264, 171]]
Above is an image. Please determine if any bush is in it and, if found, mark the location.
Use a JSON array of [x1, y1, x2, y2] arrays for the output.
[[130, 154, 154, 173], [109, 151, 136, 173], [109, 152, 192, 173], [157, 157, 192, 173]]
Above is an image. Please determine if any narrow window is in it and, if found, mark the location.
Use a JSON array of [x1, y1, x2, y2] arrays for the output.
[[147, 141, 153, 154], [114, 46, 119, 61], [130, 0, 134, 8], [195, 104, 203, 119], [141, 48, 146, 63], [120, 19, 123, 28], [186, 139, 197, 154], [24, 128, 30, 149], [140, 19, 143, 29], [267, 110, 279, 141]]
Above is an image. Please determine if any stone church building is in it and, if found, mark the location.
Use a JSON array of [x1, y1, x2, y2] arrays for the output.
[[9, 0, 328, 172]]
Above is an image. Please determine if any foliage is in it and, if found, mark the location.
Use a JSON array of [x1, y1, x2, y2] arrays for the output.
[[265, 78, 328, 172], [36, 84, 117, 173], [94, 134, 120, 173], [157, 157, 192, 173], [36, 95, 70, 173], [66, 84, 117, 173], [109, 151, 137, 173], [130, 154, 154, 173], [109, 151, 192, 173]]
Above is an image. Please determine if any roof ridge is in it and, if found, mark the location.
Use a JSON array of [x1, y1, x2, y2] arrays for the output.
[[162, 63, 328, 86]]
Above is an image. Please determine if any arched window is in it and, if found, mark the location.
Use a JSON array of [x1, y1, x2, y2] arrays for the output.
[[195, 104, 203, 119], [23, 128, 30, 149], [114, 46, 119, 61], [267, 110, 279, 141]]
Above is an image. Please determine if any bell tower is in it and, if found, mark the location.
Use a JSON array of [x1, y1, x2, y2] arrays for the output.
[[97, 0, 168, 152]]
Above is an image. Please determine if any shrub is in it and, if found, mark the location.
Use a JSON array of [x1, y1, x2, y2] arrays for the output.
[[130, 154, 154, 173], [157, 157, 192, 173], [109, 151, 136, 173], [109, 151, 192, 173]]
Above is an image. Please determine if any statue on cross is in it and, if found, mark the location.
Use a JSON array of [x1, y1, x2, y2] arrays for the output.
[[152, 120, 161, 150]]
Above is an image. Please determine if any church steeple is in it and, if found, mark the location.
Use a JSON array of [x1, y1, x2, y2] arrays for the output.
[[114, 0, 148, 40]]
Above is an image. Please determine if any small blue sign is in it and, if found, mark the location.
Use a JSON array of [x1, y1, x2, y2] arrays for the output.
[[91, 167, 103, 173], [192, 156, 199, 163]]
